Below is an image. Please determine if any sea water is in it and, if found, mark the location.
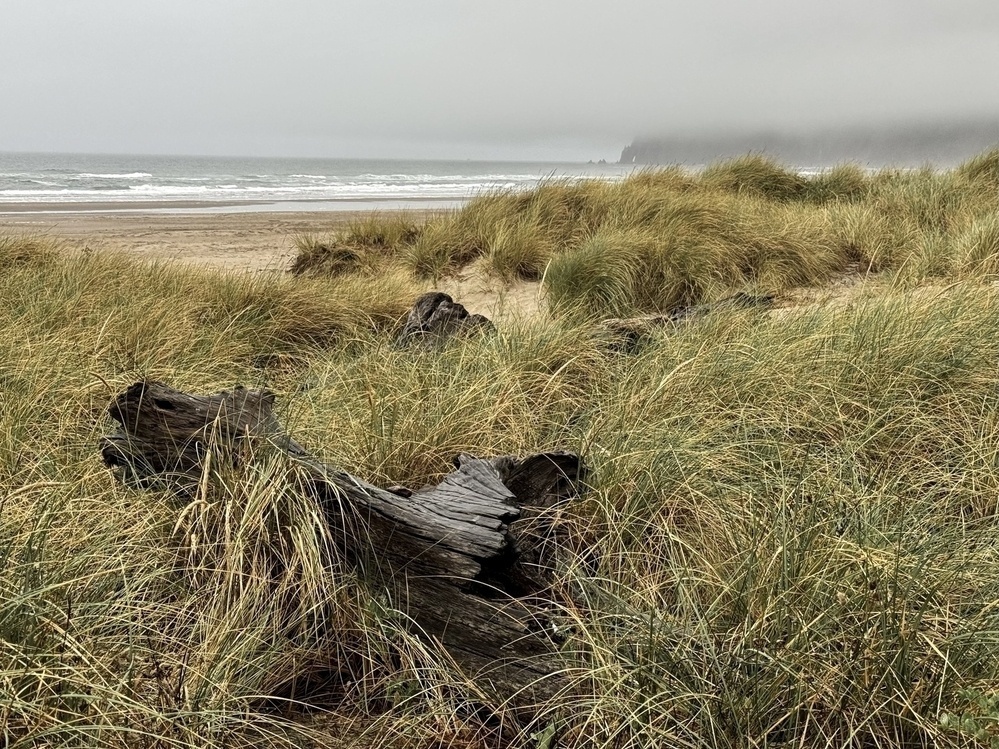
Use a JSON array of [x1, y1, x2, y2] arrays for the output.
[[0, 152, 633, 212]]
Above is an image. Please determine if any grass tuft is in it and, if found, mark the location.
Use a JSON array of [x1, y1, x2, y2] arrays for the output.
[[701, 152, 809, 201], [955, 213, 999, 277], [0, 234, 61, 266], [291, 213, 422, 277], [805, 163, 870, 203], [957, 146, 999, 188]]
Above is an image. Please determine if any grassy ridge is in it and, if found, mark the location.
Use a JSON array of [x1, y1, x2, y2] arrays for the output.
[[5, 150, 999, 747], [294, 149, 999, 318]]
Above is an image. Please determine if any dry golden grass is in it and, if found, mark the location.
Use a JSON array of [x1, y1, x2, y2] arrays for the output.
[[293, 148, 999, 323], [6, 147, 999, 747]]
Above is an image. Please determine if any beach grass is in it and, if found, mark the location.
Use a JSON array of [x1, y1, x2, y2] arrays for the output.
[[5, 147, 999, 747], [292, 149, 999, 316]]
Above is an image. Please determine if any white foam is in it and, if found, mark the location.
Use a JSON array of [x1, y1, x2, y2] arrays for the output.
[[80, 172, 153, 179]]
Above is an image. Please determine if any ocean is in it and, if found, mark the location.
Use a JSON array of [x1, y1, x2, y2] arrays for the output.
[[0, 152, 633, 212]]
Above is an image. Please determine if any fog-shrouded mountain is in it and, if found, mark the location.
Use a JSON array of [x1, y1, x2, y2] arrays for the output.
[[620, 121, 999, 167]]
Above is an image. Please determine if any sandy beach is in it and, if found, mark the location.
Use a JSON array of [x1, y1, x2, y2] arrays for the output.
[[0, 204, 433, 272]]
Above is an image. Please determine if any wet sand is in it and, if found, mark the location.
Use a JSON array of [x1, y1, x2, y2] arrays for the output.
[[0, 205, 434, 272]]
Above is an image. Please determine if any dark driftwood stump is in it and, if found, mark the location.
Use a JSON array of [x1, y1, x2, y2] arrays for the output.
[[394, 291, 495, 347], [100, 381, 584, 703]]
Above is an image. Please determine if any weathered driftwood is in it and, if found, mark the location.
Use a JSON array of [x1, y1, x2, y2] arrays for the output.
[[99, 381, 584, 702], [599, 291, 775, 350], [394, 291, 495, 347]]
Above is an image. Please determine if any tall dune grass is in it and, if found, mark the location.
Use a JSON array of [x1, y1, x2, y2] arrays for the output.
[[293, 148, 999, 320], [8, 231, 999, 745]]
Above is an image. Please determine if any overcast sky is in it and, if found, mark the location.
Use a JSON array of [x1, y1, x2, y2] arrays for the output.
[[2, 0, 998, 160]]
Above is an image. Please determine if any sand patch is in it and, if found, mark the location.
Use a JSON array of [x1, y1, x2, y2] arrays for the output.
[[436, 258, 544, 322], [771, 262, 883, 319]]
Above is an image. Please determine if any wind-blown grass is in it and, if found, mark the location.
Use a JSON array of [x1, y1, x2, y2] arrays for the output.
[[7, 145, 999, 746], [293, 148, 999, 321]]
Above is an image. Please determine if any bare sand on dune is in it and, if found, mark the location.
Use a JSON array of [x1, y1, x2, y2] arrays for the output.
[[0, 207, 429, 272], [436, 257, 544, 321]]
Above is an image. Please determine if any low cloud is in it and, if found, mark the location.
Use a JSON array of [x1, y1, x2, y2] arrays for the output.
[[2, 0, 998, 159]]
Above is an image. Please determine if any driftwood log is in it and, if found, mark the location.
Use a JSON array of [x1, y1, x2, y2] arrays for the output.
[[99, 381, 584, 703], [394, 291, 495, 347]]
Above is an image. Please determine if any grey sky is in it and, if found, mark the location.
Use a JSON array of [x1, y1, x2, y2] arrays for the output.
[[2, 0, 998, 160]]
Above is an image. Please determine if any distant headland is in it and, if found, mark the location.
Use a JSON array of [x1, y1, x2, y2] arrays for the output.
[[620, 119, 999, 167]]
